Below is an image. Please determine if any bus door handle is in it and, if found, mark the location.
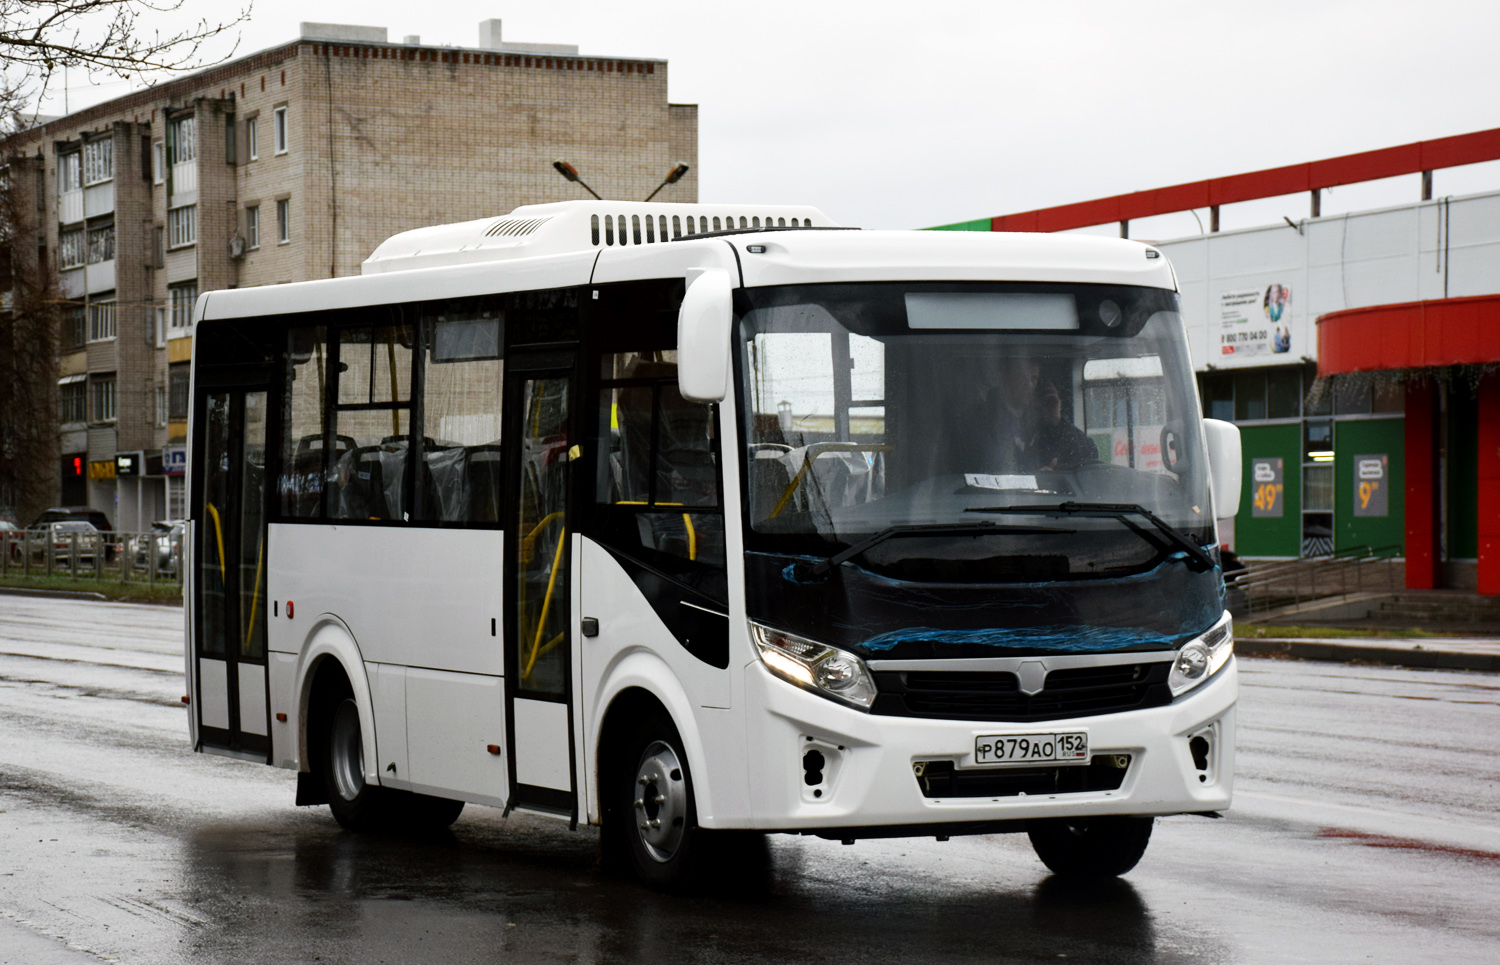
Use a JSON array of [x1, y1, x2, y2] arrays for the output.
[[581, 617, 599, 638]]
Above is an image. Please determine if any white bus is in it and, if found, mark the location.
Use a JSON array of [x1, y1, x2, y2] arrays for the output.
[[186, 200, 1242, 886]]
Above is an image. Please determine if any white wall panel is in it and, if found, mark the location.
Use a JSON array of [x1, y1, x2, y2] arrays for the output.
[[405, 667, 507, 805], [266, 524, 504, 675], [1158, 190, 1500, 372]]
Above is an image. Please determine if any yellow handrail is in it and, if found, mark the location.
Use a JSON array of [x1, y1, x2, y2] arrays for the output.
[[769, 443, 892, 518], [612, 501, 696, 560], [521, 525, 566, 681], [206, 503, 226, 581], [243, 535, 265, 655]]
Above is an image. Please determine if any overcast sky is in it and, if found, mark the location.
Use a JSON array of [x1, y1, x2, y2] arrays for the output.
[[41, 0, 1500, 233]]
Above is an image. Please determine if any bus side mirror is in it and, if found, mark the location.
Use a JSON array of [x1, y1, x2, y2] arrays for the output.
[[677, 268, 734, 403], [1202, 418, 1242, 518]]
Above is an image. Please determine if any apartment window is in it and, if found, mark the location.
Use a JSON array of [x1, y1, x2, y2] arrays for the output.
[[246, 205, 260, 248], [59, 229, 85, 269], [60, 382, 86, 423], [168, 205, 196, 248], [246, 116, 258, 160], [170, 282, 197, 330], [273, 106, 288, 154], [63, 306, 86, 349], [91, 375, 117, 422], [276, 198, 290, 243], [87, 223, 114, 263], [168, 365, 191, 420], [152, 140, 164, 184], [88, 300, 117, 341], [155, 307, 168, 346], [58, 152, 82, 193], [168, 478, 186, 520], [168, 115, 196, 164], [83, 138, 113, 184], [155, 386, 168, 427]]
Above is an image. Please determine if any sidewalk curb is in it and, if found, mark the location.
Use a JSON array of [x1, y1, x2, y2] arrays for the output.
[[1237, 638, 1500, 673], [0, 586, 108, 602]]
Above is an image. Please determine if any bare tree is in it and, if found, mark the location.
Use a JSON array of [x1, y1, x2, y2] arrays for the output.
[[1, 0, 250, 128], [0, 1, 248, 523]]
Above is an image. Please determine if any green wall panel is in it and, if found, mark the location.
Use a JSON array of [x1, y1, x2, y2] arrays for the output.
[[1334, 418, 1405, 554], [1235, 423, 1301, 557], [926, 218, 992, 232]]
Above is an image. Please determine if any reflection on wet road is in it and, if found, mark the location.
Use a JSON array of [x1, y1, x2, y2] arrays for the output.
[[1, 597, 1497, 963]]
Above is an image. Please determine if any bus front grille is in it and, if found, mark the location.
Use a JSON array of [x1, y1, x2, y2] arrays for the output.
[[913, 757, 1130, 799], [870, 663, 1173, 722]]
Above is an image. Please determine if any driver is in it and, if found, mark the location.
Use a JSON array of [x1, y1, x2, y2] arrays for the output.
[[974, 357, 1039, 473], [1029, 380, 1098, 471]]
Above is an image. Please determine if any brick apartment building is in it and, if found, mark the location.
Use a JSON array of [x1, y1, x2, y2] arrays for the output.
[[0, 19, 698, 530]]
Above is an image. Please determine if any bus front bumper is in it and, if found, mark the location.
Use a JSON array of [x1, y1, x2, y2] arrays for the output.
[[730, 656, 1236, 833]]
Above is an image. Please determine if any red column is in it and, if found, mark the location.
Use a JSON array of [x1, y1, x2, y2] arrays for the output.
[[1404, 382, 1441, 589], [1479, 377, 1500, 595]]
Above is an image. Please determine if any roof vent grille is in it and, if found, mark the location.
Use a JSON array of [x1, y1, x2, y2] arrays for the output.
[[483, 216, 551, 238]]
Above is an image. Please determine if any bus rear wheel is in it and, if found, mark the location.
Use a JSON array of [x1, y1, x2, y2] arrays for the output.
[[324, 696, 393, 831], [614, 717, 702, 889], [1027, 815, 1154, 877]]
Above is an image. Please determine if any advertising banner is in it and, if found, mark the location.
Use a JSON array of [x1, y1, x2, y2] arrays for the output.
[[1251, 457, 1284, 518], [1353, 454, 1388, 517], [1217, 284, 1295, 367]]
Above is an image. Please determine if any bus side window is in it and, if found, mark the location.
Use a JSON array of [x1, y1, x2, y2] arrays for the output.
[[416, 309, 505, 524], [597, 352, 724, 571], [327, 322, 415, 522], [279, 325, 330, 518]]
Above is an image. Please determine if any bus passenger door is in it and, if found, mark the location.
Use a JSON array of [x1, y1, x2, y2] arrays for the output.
[[504, 350, 578, 818], [192, 384, 272, 759]]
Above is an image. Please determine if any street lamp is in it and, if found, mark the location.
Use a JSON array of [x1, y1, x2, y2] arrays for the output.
[[643, 162, 690, 202], [552, 159, 602, 200]]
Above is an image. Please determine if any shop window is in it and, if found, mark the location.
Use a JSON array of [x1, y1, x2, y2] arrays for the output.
[[1199, 372, 1233, 422], [1266, 367, 1302, 419], [1233, 370, 1267, 421]]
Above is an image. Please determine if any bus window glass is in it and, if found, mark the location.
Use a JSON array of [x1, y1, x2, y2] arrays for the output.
[[279, 326, 328, 519], [517, 377, 570, 695], [329, 323, 415, 522], [240, 391, 268, 659], [200, 393, 232, 657], [419, 309, 504, 524], [596, 348, 726, 578], [338, 324, 412, 405], [739, 282, 1210, 579]]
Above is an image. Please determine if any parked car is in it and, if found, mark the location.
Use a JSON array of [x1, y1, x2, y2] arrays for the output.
[[30, 507, 115, 561], [0, 520, 21, 562], [27, 521, 103, 570], [133, 520, 186, 575]]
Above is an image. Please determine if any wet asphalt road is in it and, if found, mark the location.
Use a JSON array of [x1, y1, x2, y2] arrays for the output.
[[0, 596, 1498, 964]]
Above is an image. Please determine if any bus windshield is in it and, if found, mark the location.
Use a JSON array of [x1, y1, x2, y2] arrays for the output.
[[737, 281, 1213, 580]]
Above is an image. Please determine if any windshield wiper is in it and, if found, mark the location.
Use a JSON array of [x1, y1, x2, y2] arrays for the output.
[[964, 501, 1216, 572], [799, 521, 1074, 581]]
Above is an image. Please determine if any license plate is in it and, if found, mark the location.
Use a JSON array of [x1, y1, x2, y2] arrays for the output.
[[974, 732, 1089, 766]]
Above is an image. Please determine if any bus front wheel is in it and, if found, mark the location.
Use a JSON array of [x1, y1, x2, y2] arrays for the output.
[[615, 717, 702, 889], [1026, 815, 1154, 877]]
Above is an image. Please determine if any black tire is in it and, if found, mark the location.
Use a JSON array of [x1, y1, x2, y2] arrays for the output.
[[397, 792, 465, 830], [323, 696, 395, 831], [1027, 815, 1154, 877], [611, 714, 703, 890]]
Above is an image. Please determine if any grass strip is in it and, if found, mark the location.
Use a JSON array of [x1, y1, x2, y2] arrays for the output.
[[0, 574, 183, 605]]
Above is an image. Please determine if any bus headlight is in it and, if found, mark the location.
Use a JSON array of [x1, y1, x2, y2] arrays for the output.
[[750, 622, 877, 711], [1168, 611, 1234, 697]]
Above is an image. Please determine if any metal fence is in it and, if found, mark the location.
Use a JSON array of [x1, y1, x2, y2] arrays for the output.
[[1228, 544, 1403, 619], [0, 530, 184, 586]]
